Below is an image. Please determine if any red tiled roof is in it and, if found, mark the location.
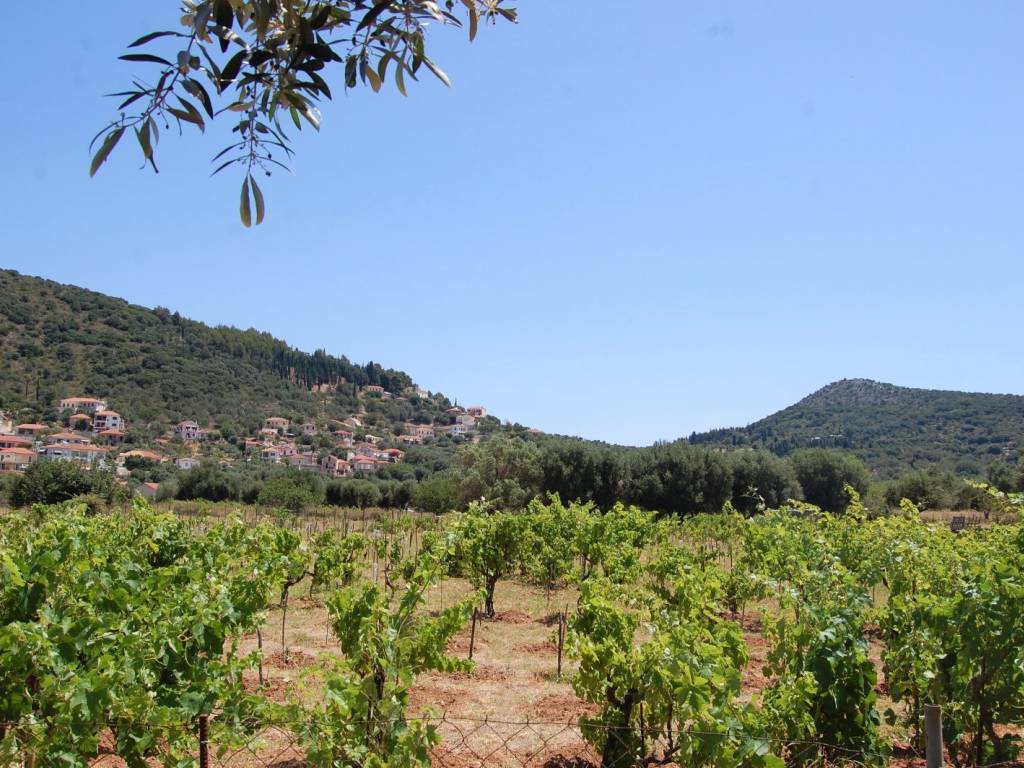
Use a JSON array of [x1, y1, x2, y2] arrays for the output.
[[16, 424, 46, 430], [95, 411, 120, 417], [121, 450, 164, 461], [0, 447, 37, 457]]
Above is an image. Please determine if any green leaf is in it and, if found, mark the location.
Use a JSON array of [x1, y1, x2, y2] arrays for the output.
[[89, 127, 125, 177], [119, 53, 173, 66], [127, 31, 183, 48], [240, 176, 252, 227], [356, 1, 391, 33], [395, 61, 407, 97], [251, 176, 265, 226], [219, 50, 247, 90], [366, 66, 382, 93], [423, 57, 451, 88]]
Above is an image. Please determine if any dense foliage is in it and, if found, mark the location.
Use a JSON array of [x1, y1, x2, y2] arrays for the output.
[[689, 378, 1024, 479], [0, 269, 430, 429], [3, 496, 1024, 767]]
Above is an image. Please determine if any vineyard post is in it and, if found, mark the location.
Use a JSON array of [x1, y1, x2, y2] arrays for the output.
[[198, 714, 210, 768], [557, 609, 566, 678], [469, 607, 479, 660], [257, 628, 265, 686], [925, 704, 943, 768]]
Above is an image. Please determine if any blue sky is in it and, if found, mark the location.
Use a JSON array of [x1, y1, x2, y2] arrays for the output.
[[2, 2, 1022, 445]]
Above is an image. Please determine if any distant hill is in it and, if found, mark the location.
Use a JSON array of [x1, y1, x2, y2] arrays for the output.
[[688, 378, 1024, 477], [0, 270, 455, 434], [3, 270, 1019, 481]]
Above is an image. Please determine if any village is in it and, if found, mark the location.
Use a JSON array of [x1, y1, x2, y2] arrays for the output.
[[0, 387, 492, 499]]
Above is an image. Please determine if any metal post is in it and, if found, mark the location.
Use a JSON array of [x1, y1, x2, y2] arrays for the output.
[[925, 704, 943, 768], [198, 714, 210, 768]]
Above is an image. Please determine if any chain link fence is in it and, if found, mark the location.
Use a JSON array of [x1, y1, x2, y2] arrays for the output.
[[2, 713, 910, 768]]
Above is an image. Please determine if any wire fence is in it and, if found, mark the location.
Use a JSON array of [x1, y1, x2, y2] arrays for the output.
[[0, 713, 926, 768]]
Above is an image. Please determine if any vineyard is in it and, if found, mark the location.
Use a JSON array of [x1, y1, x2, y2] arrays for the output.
[[2, 491, 1024, 768]]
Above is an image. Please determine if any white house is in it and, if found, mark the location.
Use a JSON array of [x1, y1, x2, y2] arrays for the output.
[[59, 397, 108, 413], [176, 421, 202, 441], [40, 444, 108, 466], [92, 411, 124, 433]]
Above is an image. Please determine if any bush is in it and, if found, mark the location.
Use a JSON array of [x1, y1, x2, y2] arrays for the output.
[[175, 462, 239, 502], [413, 474, 459, 514], [325, 479, 381, 509], [10, 461, 118, 508], [790, 449, 870, 513], [257, 471, 323, 512]]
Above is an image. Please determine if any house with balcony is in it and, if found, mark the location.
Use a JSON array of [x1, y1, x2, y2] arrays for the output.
[[0, 447, 38, 472], [288, 453, 319, 471], [58, 397, 108, 413], [351, 455, 380, 474], [15, 424, 46, 438], [264, 417, 290, 432], [0, 435, 34, 450], [97, 429, 126, 446], [41, 444, 108, 466], [92, 411, 124, 433], [321, 454, 352, 478], [175, 420, 202, 441], [353, 442, 378, 458], [45, 431, 93, 446]]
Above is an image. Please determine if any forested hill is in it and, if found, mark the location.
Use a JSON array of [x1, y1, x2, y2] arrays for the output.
[[0, 269, 450, 430], [688, 378, 1024, 478]]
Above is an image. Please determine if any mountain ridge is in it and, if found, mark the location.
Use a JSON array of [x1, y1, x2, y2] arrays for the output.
[[2, 269, 1020, 478], [688, 377, 1024, 477]]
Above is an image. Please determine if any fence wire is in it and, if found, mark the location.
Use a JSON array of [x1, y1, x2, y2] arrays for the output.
[[0, 714, 926, 768]]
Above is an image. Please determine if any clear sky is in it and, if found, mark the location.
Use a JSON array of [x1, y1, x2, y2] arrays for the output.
[[2, 2, 1022, 445]]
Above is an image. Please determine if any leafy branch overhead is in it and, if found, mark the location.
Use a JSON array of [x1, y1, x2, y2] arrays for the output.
[[90, 0, 516, 226]]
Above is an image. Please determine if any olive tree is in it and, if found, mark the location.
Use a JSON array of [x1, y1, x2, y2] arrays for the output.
[[91, 0, 517, 225]]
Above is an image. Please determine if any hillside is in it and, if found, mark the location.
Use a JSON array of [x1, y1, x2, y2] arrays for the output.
[[0, 269, 456, 434], [688, 378, 1024, 477]]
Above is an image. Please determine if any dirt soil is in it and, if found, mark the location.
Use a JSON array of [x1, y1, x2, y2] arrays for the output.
[[220, 577, 912, 768]]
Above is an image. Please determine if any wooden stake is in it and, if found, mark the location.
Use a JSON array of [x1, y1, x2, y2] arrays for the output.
[[925, 705, 944, 768], [469, 608, 479, 661], [257, 628, 264, 686], [556, 610, 566, 678], [198, 714, 210, 768]]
